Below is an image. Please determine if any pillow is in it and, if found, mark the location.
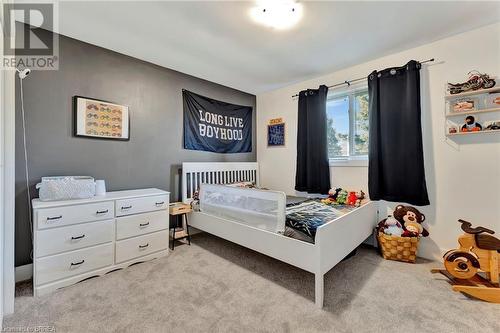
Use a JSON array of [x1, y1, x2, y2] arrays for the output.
[[226, 181, 255, 188]]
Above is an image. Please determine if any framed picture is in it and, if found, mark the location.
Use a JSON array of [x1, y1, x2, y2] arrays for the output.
[[267, 118, 285, 147], [73, 96, 130, 141]]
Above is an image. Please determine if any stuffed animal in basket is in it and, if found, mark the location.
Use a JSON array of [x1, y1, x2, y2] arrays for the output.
[[378, 216, 404, 236], [393, 205, 429, 237], [402, 222, 423, 237]]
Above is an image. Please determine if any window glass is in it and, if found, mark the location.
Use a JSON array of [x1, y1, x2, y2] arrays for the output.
[[326, 88, 369, 159], [326, 96, 349, 158], [353, 92, 369, 155]]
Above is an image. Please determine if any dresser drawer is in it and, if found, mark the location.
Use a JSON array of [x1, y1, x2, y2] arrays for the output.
[[36, 202, 114, 230], [115, 230, 169, 263], [35, 243, 113, 286], [116, 195, 168, 217], [116, 211, 169, 240], [36, 220, 114, 257]]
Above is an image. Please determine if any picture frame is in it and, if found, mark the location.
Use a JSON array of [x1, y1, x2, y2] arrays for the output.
[[267, 119, 285, 147], [73, 96, 130, 141]]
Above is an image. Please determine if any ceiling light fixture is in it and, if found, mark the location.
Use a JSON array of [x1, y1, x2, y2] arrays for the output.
[[250, 0, 303, 30]]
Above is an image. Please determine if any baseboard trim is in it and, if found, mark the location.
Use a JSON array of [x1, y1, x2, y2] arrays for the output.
[[15, 263, 33, 283]]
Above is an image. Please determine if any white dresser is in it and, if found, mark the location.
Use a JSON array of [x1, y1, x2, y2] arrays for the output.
[[32, 188, 170, 296]]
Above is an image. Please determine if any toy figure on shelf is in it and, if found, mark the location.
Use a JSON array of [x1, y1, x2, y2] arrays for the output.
[[447, 70, 496, 94], [461, 115, 482, 132], [484, 120, 500, 131], [431, 219, 500, 303]]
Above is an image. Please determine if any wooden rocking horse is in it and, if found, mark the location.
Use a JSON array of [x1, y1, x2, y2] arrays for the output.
[[431, 219, 500, 303]]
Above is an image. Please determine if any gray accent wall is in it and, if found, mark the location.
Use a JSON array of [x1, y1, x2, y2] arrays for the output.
[[15, 30, 256, 266]]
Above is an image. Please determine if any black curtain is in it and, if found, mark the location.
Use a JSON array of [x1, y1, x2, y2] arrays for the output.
[[295, 85, 331, 194], [368, 60, 429, 206]]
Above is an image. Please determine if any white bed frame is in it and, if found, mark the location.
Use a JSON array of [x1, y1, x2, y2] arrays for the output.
[[182, 162, 378, 308]]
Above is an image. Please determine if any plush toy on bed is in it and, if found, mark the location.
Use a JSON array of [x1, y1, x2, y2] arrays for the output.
[[335, 189, 348, 204], [347, 191, 357, 206], [393, 204, 429, 237], [329, 188, 342, 201], [355, 190, 365, 207], [321, 188, 341, 204]]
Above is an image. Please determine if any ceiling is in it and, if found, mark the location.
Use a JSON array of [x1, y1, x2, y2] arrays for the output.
[[45, 1, 500, 93]]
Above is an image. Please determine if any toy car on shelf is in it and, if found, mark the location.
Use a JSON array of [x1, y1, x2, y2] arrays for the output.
[[447, 71, 496, 95]]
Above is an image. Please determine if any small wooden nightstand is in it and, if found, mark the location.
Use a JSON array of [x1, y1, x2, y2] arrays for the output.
[[169, 202, 192, 250]]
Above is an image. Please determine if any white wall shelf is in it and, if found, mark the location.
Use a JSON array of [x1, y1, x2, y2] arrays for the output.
[[445, 79, 500, 137], [445, 86, 500, 100], [446, 129, 500, 137], [445, 107, 500, 118]]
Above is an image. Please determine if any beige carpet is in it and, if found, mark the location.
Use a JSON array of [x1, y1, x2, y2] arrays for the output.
[[4, 233, 500, 333]]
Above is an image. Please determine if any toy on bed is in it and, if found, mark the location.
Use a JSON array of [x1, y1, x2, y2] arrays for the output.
[[336, 190, 348, 204], [347, 192, 357, 206], [321, 188, 341, 204], [355, 190, 365, 207], [321, 188, 365, 207]]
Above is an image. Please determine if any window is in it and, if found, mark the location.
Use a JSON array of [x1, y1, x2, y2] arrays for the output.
[[326, 87, 369, 164]]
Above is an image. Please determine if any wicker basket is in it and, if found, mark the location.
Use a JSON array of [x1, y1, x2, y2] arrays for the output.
[[377, 232, 420, 263]]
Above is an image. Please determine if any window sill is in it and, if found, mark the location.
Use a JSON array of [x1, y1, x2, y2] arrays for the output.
[[329, 158, 368, 167]]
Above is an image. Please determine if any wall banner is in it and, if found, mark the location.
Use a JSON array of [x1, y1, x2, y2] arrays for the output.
[[183, 90, 252, 153]]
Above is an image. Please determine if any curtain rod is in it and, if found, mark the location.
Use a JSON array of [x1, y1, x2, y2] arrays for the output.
[[291, 58, 435, 98]]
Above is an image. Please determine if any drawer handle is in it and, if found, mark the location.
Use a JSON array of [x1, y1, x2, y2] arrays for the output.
[[139, 222, 150, 227], [47, 215, 62, 221], [96, 209, 109, 214], [121, 205, 132, 210], [71, 234, 85, 240], [155, 201, 164, 206], [70, 260, 85, 266], [139, 243, 149, 249]]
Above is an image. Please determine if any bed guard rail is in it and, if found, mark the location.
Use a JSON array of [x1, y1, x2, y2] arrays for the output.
[[199, 184, 286, 234]]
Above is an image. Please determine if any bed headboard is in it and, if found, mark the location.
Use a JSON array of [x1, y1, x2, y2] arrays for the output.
[[181, 162, 259, 203]]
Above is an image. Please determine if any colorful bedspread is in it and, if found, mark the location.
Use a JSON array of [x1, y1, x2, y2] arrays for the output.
[[285, 199, 356, 241]]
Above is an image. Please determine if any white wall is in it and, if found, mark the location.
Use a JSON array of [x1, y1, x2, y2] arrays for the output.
[[257, 23, 500, 260]]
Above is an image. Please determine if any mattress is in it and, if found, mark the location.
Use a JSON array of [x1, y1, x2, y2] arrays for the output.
[[284, 197, 358, 243]]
